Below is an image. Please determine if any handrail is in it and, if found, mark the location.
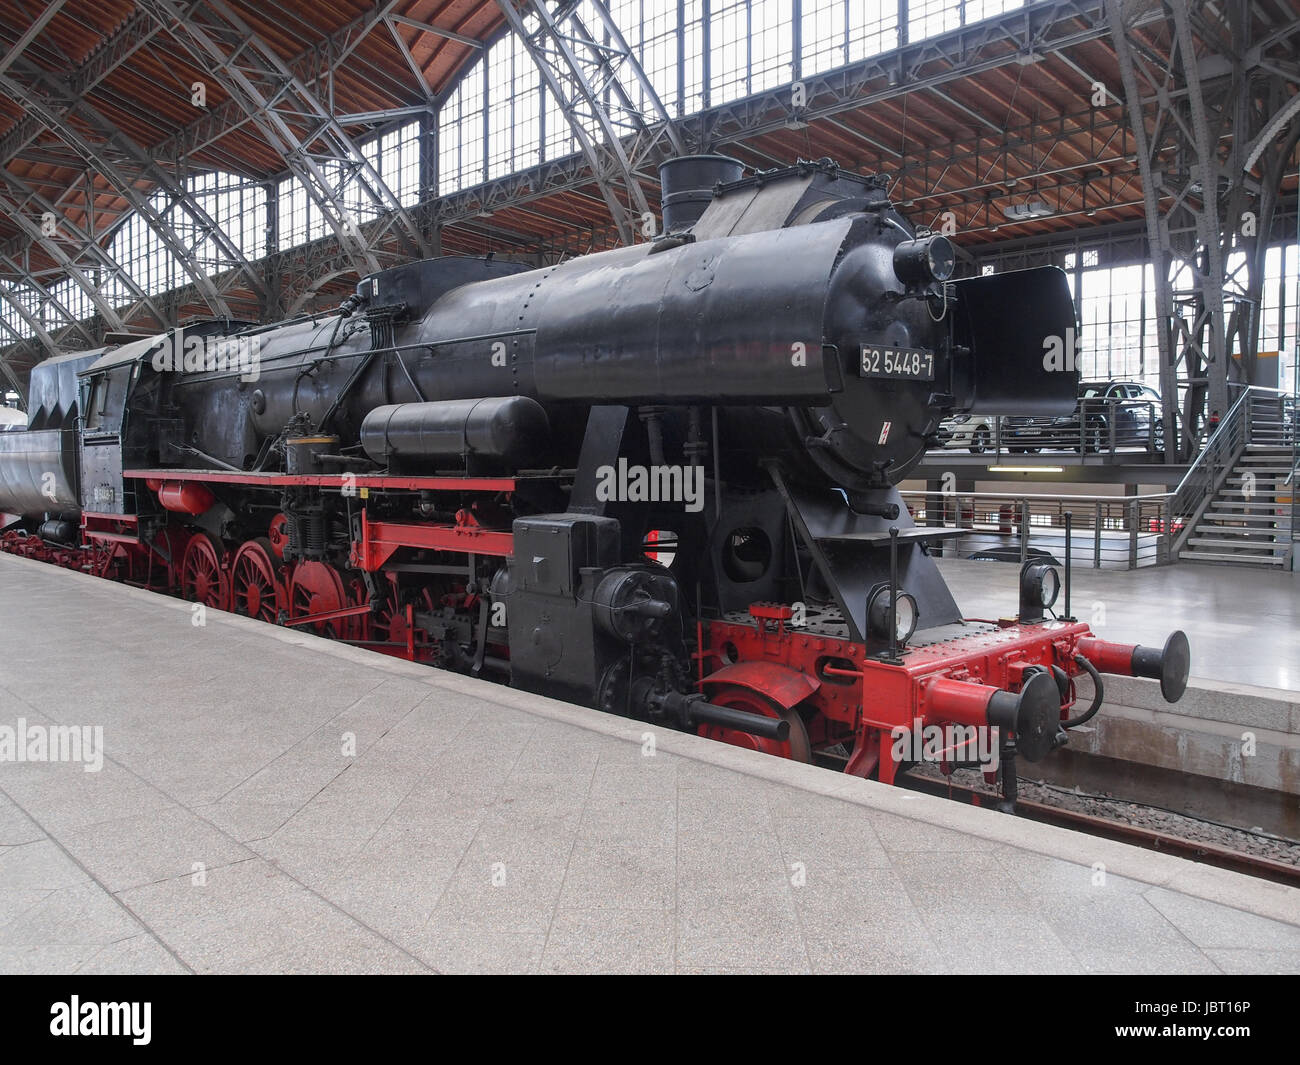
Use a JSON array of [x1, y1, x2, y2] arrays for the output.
[[1170, 384, 1253, 508], [949, 398, 1167, 460], [912, 386, 1299, 569], [1288, 393, 1299, 568], [901, 489, 1171, 504], [900, 487, 1175, 569], [1167, 385, 1260, 555]]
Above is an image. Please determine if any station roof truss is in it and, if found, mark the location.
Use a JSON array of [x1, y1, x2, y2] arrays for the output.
[[0, 0, 1297, 388]]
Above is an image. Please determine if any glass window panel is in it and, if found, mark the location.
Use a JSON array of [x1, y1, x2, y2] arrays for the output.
[[439, 61, 485, 195]]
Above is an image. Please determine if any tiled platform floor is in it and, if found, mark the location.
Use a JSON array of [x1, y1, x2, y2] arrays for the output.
[[936, 556, 1300, 689], [2, 553, 1298, 974]]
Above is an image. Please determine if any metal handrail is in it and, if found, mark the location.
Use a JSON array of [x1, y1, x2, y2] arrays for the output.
[[912, 386, 1300, 569], [902, 489, 1171, 504], [939, 398, 1167, 459], [901, 488, 1176, 569], [1167, 385, 1260, 555], [1286, 393, 1299, 567]]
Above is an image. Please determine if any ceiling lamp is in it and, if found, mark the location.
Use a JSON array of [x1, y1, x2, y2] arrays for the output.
[[1002, 199, 1053, 221]]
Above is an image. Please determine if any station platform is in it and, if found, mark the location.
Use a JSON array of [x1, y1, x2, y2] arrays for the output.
[[936, 556, 1300, 690], [1, 553, 1298, 974]]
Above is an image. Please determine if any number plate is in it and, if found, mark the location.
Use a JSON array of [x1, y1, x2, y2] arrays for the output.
[[859, 345, 935, 381]]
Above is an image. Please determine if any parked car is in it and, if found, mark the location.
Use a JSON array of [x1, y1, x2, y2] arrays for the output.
[[1002, 381, 1164, 453], [940, 413, 999, 453]]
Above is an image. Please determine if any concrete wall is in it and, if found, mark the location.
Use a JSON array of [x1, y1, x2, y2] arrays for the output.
[[1076, 675, 1300, 797]]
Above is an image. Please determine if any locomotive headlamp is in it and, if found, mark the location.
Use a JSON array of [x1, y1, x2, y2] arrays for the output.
[[893, 234, 956, 285], [1019, 560, 1060, 621], [867, 586, 918, 644]]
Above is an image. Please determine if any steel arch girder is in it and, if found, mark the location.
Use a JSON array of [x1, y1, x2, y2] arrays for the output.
[[137, 0, 429, 272], [0, 184, 130, 333], [0, 252, 99, 350], [0, 170, 162, 330], [1105, 0, 1290, 453], [0, 71, 236, 319], [496, 0, 681, 245], [0, 282, 60, 358]]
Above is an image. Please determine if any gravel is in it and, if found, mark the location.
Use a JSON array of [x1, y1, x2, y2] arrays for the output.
[[906, 760, 1300, 868]]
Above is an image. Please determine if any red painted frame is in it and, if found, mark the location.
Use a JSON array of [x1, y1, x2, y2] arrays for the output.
[[350, 508, 513, 569], [701, 607, 1104, 782], [123, 468, 516, 492]]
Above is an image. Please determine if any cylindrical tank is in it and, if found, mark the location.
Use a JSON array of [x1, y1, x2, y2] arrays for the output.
[[37, 518, 76, 544], [156, 480, 216, 515], [0, 429, 80, 517], [285, 435, 340, 474], [360, 396, 550, 467]]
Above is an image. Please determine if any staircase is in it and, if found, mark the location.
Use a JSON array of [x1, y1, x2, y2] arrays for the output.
[[1177, 393, 1296, 568]]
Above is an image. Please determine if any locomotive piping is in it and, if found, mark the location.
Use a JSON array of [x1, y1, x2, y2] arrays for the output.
[[1060, 654, 1105, 729]]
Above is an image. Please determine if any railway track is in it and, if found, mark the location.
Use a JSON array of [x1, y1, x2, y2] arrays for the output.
[[898, 771, 1300, 889]]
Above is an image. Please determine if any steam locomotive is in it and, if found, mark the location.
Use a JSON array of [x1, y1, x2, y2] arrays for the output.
[[0, 156, 1190, 803]]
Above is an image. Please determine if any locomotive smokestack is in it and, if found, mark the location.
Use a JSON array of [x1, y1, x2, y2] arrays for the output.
[[658, 154, 744, 233]]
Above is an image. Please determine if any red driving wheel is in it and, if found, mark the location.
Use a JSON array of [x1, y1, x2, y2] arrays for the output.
[[150, 525, 192, 592], [289, 561, 356, 638], [230, 538, 284, 623], [180, 531, 228, 609], [345, 572, 371, 642], [697, 685, 812, 762], [101, 541, 137, 581], [267, 514, 289, 559], [374, 584, 434, 658]]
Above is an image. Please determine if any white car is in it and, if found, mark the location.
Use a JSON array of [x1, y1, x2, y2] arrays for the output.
[[940, 414, 997, 454]]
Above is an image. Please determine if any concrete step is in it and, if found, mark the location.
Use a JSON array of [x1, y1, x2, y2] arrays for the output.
[[1185, 536, 1288, 552], [1203, 525, 1291, 534], [1236, 458, 1293, 469], [1179, 548, 1290, 566], [1192, 534, 1284, 547], [1201, 509, 1284, 522]]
